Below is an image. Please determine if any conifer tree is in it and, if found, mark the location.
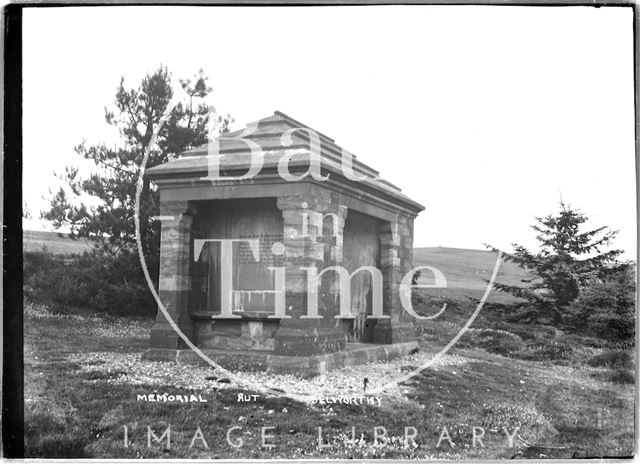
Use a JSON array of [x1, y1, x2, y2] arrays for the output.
[[43, 65, 231, 258], [487, 202, 623, 325], [40, 67, 231, 315]]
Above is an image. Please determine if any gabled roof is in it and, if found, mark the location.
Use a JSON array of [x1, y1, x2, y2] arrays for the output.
[[146, 111, 424, 213]]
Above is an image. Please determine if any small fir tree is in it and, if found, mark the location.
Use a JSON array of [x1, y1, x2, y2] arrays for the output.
[[487, 202, 624, 325]]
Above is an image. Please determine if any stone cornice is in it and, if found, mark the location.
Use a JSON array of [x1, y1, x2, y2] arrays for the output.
[[148, 111, 425, 218]]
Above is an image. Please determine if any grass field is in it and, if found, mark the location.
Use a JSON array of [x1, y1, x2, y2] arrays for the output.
[[24, 302, 634, 458], [22, 231, 634, 458], [24, 230, 93, 255], [413, 246, 527, 305]]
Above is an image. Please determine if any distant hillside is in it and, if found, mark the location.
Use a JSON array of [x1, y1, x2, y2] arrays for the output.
[[23, 231, 527, 304], [24, 230, 93, 255], [413, 247, 527, 304]]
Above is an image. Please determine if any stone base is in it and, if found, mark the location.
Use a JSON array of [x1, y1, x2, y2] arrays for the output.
[[194, 316, 280, 352], [373, 319, 417, 344], [150, 322, 194, 349], [141, 341, 419, 378], [191, 314, 348, 356]]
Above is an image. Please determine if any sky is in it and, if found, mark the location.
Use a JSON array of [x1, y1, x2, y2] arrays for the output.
[[23, 5, 636, 259]]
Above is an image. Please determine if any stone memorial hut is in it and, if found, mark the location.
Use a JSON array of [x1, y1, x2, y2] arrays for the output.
[[143, 111, 424, 376]]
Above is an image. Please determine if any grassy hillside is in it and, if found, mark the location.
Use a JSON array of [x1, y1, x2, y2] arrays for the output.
[[23, 231, 526, 305], [24, 230, 93, 255], [413, 247, 527, 305]]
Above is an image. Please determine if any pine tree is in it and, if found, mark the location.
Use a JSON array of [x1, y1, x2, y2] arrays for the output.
[[43, 65, 231, 259], [487, 202, 623, 325], [40, 66, 231, 315]]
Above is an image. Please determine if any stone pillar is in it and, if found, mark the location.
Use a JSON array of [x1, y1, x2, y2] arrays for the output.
[[149, 200, 196, 349], [373, 215, 417, 344], [273, 190, 347, 356]]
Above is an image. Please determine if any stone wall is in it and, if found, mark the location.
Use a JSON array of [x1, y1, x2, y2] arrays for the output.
[[272, 188, 348, 355], [149, 199, 196, 349], [373, 213, 417, 344]]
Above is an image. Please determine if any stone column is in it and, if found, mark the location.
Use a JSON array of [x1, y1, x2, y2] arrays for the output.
[[149, 200, 196, 349], [273, 189, 347, 356], [373, 215, 417, 344]]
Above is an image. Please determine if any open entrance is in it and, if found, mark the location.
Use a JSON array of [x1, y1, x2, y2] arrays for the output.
[[190, 198, 284, 316], [341, 209, 383, 343]]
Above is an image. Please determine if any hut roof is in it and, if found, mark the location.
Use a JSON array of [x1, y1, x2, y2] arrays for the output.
[[146, 111, 424, 213]]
